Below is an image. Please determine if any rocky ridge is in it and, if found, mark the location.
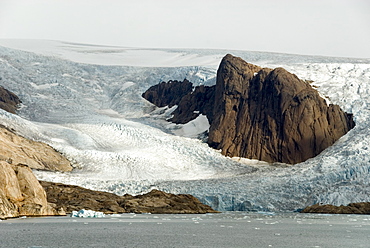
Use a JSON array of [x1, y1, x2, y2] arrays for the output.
[[142, 54, 355, 164], [142, 80, 216, 124], [170, 85, 215, 124], [142, 79, 193, 108], [40, 181, 219, 214], [0, 125, 73, 172], [302, 202, 370, 214]]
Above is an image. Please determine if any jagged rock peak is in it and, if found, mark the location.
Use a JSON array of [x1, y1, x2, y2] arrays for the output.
[[142, 78, 216, 124], [221, 54, 262, 76], [141, 54, 355, 164], [142, 79, 193, 108], [208, 54, 355, 164], [170, 85, 216, 124]]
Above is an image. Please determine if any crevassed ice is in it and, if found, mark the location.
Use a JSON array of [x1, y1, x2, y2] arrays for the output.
[[1, 42, 370, 211]]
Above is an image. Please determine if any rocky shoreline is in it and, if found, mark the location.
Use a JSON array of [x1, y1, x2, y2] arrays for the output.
[[41, 181, 219, 215], [0, 163, 218, 220], [0, 86, 218, 219], [302, 202, 370, 215], [0, 161, 66, 219]]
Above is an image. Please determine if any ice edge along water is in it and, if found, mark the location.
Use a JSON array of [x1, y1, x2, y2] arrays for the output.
[[1, 40, 370, 211]]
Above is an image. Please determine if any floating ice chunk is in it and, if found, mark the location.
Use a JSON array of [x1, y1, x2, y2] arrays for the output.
[[110, 214, 122, 217], [257, 211, 276, 216], [70, 209, 105, 218]]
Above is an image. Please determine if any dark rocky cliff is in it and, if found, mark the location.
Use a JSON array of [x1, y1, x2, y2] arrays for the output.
[[142, 54, 355, 164], [142, 79, 215, 124], [0, 86, 21, 114], [142, 79, 193, 108], [170, 85, 215, 124], [208, 54, 355, 164]]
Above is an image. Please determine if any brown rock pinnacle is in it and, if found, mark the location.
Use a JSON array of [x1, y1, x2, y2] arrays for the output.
[[208, 54, 355, 164]]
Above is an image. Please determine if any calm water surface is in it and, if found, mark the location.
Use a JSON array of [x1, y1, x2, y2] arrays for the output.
[[1, 212, 369, 248]]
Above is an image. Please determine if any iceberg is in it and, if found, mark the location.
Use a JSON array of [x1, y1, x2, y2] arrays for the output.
[[70, 209, 105, 218]]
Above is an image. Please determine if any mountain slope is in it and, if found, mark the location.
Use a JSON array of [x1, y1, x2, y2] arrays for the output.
[[1, 40, 370, 211], [0, 124, 72, 172]]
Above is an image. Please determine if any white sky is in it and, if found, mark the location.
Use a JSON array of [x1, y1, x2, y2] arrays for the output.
[[0, 0, 369, 58]]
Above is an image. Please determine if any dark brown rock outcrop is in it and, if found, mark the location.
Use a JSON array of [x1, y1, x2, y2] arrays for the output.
[[170, 85, 215, 124], [302, 202, 370, 214], [40, 181, 219, 214], [207, 54, 355, 164], [0, 86, 21, 114], [142, 79, 215, 124], [142, 79, 193, 108], [142, 54, 355, 164]]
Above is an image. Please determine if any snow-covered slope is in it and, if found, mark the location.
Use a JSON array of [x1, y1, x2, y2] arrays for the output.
[[1, 39, 370, 211]]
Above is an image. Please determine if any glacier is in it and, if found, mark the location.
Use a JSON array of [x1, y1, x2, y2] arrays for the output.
[[1, 40, 370, 212]]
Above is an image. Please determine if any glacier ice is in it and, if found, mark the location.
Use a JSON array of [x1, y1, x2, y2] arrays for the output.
[[1, 40, 370, 212]]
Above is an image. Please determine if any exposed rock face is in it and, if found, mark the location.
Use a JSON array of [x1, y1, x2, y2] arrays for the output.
[[0, 86, 21, 114], [170, 85, 215, 124], [0, 85, 71, 171], [302, 202, 370, 214], [143, 54, 355, 164], [0, 125, 73, 172], [40, 181, 126, 214], [0, 86, 72, 219], [142, 79, 215, 124], [40, 181, 219, 214], [0, 161, 65, 219], [208, 54, 355, 164], [142, 79, 193, 108], [121, 189, 218, 214]]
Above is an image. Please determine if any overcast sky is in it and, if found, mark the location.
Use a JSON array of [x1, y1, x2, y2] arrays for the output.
[[0, 0, 369, 58]]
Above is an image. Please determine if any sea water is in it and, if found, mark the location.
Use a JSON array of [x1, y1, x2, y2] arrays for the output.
[[1, 212, 369, 248]]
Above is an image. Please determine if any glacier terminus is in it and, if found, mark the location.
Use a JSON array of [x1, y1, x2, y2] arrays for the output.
[[1, 40, 370, 212]]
